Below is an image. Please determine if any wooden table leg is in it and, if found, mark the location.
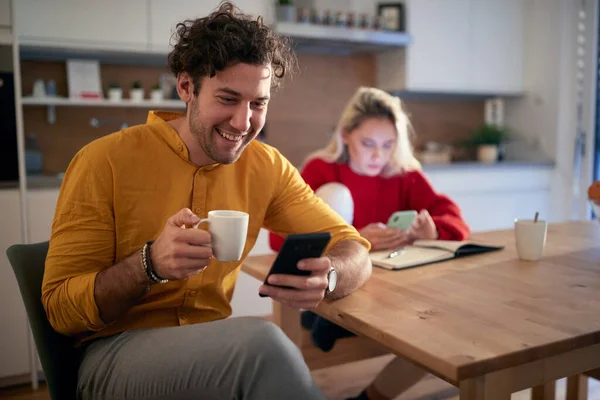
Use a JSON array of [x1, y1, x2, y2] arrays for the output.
[[566, 375, 589, 400], [532, 381, 556, 400], [459, 376, 511, 400], [272, 301, 302, 346]]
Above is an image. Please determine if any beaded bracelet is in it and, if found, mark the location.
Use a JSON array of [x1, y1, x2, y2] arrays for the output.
[[141, 240, 169, 284]]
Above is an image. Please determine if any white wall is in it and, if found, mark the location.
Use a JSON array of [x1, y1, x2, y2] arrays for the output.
[[504, 0, 598, 223]]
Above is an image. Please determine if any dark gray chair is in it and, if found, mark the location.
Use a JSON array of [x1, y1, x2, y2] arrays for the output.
[[6, 241, 79, 400]]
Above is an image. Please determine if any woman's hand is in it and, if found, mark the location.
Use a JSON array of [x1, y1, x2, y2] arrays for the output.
[[407, 210, 439, 241], [359, 222, 408, 251]]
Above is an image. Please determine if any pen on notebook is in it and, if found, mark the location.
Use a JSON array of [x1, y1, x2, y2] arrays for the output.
[[386, 248, 405, 259]]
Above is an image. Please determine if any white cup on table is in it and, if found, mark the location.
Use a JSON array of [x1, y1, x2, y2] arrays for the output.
[[514, 219, 548, 261]]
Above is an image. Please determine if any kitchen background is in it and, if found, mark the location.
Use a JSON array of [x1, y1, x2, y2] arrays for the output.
[[4, 0, 554, 180], [17, 55, 487, 174], [0, 0, 597, 390]]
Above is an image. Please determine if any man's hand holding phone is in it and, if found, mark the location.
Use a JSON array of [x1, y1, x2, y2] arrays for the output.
[[258, 232, 334, 309], [258, 256, 331, 309]]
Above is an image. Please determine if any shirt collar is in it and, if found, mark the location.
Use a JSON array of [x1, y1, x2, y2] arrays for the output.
[[146, 111, 220, 171]]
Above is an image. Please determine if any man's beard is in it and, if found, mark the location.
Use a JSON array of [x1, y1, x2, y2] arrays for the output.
[[189, 108, 250, 165]]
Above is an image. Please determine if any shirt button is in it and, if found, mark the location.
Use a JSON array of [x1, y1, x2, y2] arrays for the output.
[[195, 208, 201, 214], [178, 145, 183, 151]]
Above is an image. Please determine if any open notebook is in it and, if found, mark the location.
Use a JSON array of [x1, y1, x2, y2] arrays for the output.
[[370, 240, 504, 270]]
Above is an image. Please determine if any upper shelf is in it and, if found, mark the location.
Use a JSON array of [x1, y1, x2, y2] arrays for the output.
[[19, 41, 169, 65], [275, 22, 411, 54], [21, 96, 185, 109], [17, 22, 411, 63]]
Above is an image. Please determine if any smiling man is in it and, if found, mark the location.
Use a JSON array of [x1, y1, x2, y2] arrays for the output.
[[171, 63, 271, 166], [42, 3, 371, 400]]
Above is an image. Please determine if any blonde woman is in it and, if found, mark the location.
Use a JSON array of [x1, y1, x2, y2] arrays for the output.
[[270, 87, 470, 400]]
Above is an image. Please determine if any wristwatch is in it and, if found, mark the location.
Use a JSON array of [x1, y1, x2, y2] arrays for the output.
[[325, 267, 337, 296]]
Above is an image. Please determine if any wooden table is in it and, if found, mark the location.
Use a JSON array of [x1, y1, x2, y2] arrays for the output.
[[242, 221, 600, 399]]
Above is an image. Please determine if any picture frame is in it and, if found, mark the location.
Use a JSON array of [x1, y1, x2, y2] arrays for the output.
[[66, 59, 102, 100], [378, 3, 405, 32]]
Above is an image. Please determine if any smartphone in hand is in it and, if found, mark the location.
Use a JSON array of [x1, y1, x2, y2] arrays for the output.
[[387, 210, 417, 230], [259, 232, 332, 297]]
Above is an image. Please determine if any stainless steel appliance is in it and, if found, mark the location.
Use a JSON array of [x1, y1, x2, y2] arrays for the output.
[[0, 72, 19, 182]]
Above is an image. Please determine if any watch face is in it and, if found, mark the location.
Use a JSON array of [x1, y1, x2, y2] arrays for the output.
[[328, 269, 337, 292]]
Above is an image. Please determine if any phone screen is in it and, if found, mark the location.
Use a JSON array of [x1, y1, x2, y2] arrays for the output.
[[387, 210, 417, 230], [260, 232, 331, 296]]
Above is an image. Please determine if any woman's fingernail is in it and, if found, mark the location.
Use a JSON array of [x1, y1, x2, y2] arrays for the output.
[[297, 261, 305, 269]]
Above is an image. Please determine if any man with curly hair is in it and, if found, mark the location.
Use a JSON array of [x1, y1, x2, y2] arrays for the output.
[[42, 2, 372, 399]]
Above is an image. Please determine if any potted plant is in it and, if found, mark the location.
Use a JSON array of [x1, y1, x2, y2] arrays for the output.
[[107, 82, 122, 102], [276, 0, 296, 22], [130, 80, 144, 102], [150, 83, 163, 102], [469, 123, 507, 163]]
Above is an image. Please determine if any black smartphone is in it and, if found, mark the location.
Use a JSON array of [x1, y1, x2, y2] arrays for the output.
[[259, 232, 332, 297]]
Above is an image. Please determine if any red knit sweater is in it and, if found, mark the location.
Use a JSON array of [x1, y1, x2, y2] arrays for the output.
[[269, 158, 470, 251]]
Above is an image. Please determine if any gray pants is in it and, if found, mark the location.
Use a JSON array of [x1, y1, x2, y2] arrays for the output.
[[78, 317, 326, 400]]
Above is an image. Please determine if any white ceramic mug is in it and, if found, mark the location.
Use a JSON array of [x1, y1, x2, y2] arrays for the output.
[[514, 219, 548, 261], [194, 210, 249, 262]]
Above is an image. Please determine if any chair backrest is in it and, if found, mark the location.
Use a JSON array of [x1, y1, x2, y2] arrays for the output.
[[6, 242, 79, 400]]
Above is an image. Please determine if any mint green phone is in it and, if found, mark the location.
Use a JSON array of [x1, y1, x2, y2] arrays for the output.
[[387, 210, 417, 230]]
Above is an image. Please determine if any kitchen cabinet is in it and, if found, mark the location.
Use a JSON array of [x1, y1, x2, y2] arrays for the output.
[[377, 0, 524, 94], [225, 0, 272, 23], [12, 0, 401, 56], [231, 228, 273, 318], [0, 189, 29, 381], [470, 0, 523, 93], [27, 189, 59, 244], [426, 165, 552, 232], [0, 0, 11, 27], [405, 0, 471, 92], [148, 0, 219, 53], [452, 190, 550, 232], [0, 188, 60, 385], [148, 0, 273, 53], [13, 0, 148, 51], [25, 189, 57, 380]]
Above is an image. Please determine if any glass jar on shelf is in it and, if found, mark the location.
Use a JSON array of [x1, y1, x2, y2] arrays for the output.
[[322, 9, 333, 25], [335, 11, 347, 27], [298, 7, 311, 23], [372, 14, 383, 30], [346, 12, 355, 28], [359, 13, 371, 29]]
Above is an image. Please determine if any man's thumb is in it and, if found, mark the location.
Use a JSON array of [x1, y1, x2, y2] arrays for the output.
[[169, 208, 201, 227]]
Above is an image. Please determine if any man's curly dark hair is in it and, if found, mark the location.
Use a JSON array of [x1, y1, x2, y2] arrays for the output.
[[168, 2, 297, 94]]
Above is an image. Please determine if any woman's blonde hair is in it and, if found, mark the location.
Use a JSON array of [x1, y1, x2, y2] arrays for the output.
[[304, 86, 421, 176]]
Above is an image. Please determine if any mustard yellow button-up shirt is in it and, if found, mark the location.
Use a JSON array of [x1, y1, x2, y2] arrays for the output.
[[43, 111, 369, 344]]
